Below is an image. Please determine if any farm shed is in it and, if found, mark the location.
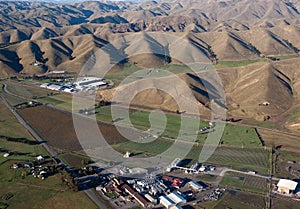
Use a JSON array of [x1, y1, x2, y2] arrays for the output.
[[277, 179, 298, 194]]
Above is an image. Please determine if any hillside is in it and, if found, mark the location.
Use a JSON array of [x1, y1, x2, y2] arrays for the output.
[[1, 0, 300, 127], [0, 0, 300, 74]]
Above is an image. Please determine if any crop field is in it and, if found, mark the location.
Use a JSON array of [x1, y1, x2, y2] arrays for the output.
[[96, 106, 262, 146], [0, 90, 26, 106], [220, 172, 268, 193], [184, 146, 270, 174], [206, 148, 270, 174], [271, 196, 300, 209], [258, 128, 300, 153], [113, 140, 270, 174], [273, 150, 300, 179], [18, 106, 128, 153], [17, 105, 269, 173], [198, 190, 266, 209], [39, 94, 74, 111], [6, 81, 53, 99]]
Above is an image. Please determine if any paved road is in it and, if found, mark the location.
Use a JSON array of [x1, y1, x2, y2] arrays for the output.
[[1, 84, 107, 209]]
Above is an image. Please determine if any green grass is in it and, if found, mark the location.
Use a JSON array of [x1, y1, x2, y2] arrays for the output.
[[0, 158, 98, 209], [112, 138, 173, 156], [161, 63, 195, 74], [241, 119, 278, 129], [215, 59, 266, 69], [39, 93, 92, 112], [96, 106, 262, 147], [220, 124, 262, 146], [58, 152, 92, 168], [0, 91, 99, 209], [0, 101, 33, 139], [0, 95, 48, 157], [273, 54, 299, 60]]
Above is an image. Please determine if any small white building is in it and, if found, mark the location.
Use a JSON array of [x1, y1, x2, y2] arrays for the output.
[[36, 155, 44, 161], [123, 151, 131, 158], [277, 179, 298, 194]]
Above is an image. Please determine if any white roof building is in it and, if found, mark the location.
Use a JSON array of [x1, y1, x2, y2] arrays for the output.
[[47, 84, 61, 91], [277, 179, 298, 194], [160, 196, 175, 209], [167, 192, 186, 205], [36, 155, 44, 161], [188, 181, 204, 191]]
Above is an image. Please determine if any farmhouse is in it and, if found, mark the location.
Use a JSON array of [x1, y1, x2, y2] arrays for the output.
[[277, 179, 298, 194]]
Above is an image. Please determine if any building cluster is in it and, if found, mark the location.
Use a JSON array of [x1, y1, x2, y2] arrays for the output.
[[11, 155, 58, 180], [166, 158, 216, 174], [96, 174, 209, 209], [40, 77, 107, 93]]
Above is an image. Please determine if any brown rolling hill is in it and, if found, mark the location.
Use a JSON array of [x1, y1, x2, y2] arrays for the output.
[[0, 0, 300, 74], [0, 0, 300, 128], [97, 58, 299, 122]]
